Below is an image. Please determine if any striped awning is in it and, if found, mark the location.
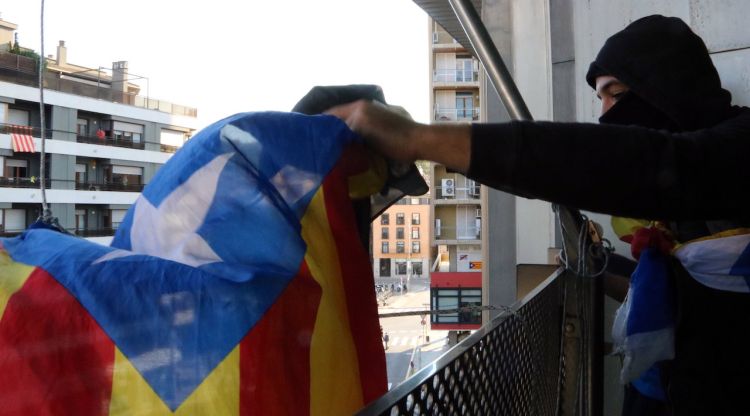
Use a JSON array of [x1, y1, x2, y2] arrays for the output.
[[10, 125, 36, 153]]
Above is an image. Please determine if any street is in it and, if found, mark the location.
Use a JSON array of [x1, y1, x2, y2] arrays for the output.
[[376, 276, 450, 389]]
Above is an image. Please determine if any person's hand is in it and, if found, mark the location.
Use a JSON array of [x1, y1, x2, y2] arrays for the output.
[[325, 100, 422, 164]]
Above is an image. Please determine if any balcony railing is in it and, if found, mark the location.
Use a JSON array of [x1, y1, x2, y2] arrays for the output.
[[0, 52, 197, 117], [75, 134, 145, 150], [434, 107, 480, 122], [0, 123, 52, 139], [434, 225, 481, 240], [434, 186, 481, 200], [0, 122, 182, 153], [74, 181, 144, 192], [0, 227, 117, 238], [0, 177, 145, 192], [0, 177, 51, 188], [433, 69, 479, 83]]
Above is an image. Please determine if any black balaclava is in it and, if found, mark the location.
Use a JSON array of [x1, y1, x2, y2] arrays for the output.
[[586, 15, 734, 132]]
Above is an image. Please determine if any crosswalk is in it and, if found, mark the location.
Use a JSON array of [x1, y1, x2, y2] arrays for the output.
[[385, 335, 422, 347]]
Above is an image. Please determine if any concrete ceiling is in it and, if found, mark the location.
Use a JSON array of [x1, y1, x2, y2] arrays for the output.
[[411, 0, 482, 56]]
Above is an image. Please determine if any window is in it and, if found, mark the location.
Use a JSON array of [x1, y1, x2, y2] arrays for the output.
[[379, 259, 391, 277], [431, 288, 482, 324], [396, 212, 405, 225], [412, 262, 423, 276], [396, 241, 405, 253], [411, 227, 420, 239], [412, 212, 420, 225], [8, 108, 30, 126], [381, 241, 389, 253], [412, 241, 421, 254], [396, 261, 407, 275], [380, 213, 389, 225], [455, 55, 474, 82], [456, 92, 474, 119], [76, 118, 89, 136], [107, 165, 143, 189], [396, 227, 404, 239], [381, 227, 389, 239], [112, 121, 144, 144], [160, 128, 187, 147], [4, 159, 28, 178]]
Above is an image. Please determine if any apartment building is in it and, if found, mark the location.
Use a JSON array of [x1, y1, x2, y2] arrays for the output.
[[428, 19, 484, 331], [0, 17, 198, 244], [372, 197, 431, 287]]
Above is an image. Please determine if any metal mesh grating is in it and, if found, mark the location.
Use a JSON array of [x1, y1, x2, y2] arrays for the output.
[[359, 272, 564, 416]]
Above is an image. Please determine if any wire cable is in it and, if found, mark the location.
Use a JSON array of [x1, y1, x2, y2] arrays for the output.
[[37, 0, 51, 221]]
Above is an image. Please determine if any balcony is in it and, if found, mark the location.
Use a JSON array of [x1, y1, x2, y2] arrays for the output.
[[74, 181, 144, 192], [0, 177, 145, 192], [434, 107, 480, 122], [0, 177, 50, 189], [433, 225, 481, 241], [433, 68, 479, 84], [0, 52, 197, 117], [76, 134, 146, 150], [0, 122, 180, 153], [434, 185, 481, 200]]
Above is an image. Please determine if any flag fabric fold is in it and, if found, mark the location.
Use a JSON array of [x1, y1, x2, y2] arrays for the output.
[[0, 112, 388, 415]]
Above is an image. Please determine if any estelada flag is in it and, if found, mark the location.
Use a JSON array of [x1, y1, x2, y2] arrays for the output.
[[0, 112, 388, 415]]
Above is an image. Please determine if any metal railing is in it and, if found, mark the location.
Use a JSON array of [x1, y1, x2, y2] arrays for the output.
[[433, 68, 479, 83], [434, 185, 481, 199], [0, 177, 145, 192], [0, 227, 117, 238], [359, 269, 566, 415], [0, 52, 197, 117], [434, 107, 481, 122], [433, 225, 481, 240], [0, 122, 182, 153], [0, 176, 51, 188]]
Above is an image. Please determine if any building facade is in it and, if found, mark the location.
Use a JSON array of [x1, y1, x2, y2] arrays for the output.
[[372, 197, 431, 286], [428, 18, 484, 330], [0, 17, 198, 244]]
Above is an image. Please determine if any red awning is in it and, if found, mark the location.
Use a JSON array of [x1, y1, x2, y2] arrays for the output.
[[10, 125, 36, 153]]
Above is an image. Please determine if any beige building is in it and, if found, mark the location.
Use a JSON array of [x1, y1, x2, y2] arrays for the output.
[[372, 197, 431, 283], [429, 19, 484, 275]]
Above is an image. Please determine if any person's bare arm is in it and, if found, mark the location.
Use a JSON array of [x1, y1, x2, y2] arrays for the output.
[[326, 100, 472, 172]]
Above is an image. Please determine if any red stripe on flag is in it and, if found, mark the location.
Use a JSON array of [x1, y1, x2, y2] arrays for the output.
[[320, 144, 388, 404], [239, 260, 321, 416], [0, 268, 115, 415]]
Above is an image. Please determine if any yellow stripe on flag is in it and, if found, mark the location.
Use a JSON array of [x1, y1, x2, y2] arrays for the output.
[[0, 250, 35, 322], [301, 188, 364, 415], [109, 346, 240, 415]]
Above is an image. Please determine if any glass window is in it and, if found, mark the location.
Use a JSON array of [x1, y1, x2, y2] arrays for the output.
[[396, 241, 405, 253], [412, 262, 423, 276], [396, 261, 407, 275], [456, 92, 474, 119], [380, 213, 389, 225], [411, 212, 420, 224], [379, 258, 391, 277], [381, 227, 389, 239], [76, 118, 88, 136], [411, 227, 420, 239], [396, 212, 405, 225], [381, 242, 389, 253], [396, 227, 404, 239], [412, 241, 420, 253]]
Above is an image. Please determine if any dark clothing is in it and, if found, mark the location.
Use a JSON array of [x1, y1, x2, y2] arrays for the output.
[[468, 109, 750, 221], [467, 15, 750, 415]]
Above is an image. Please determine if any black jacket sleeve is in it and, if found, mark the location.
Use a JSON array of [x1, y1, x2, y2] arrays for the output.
[[466, 108, 750, 220]]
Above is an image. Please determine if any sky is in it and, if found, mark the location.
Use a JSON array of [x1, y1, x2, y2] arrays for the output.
[[1, 0, 430, 130]]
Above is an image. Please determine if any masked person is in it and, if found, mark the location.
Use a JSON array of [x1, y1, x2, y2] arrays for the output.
[[328, 15, 750, 415]]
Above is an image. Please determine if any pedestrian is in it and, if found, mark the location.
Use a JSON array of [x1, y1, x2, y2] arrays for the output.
[[383, 332, 389, 350]]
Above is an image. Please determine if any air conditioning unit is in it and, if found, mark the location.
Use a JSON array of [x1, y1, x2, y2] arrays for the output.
[[435, 218, 442, 238], [475, 208, 481, 218], [442, 178, 455, 197]]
